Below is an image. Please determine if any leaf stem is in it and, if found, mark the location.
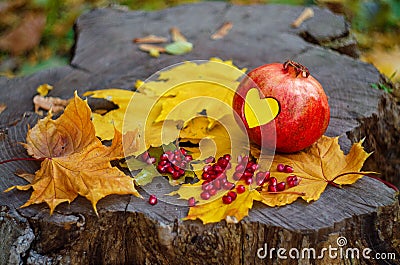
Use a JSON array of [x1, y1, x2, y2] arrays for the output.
[[265, 191, 306, 196], [0, 157, 44, 165], [330, 171, 399, 192]]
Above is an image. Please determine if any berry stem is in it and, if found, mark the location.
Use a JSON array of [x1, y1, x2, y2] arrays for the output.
[[0, 157, 45, 165]]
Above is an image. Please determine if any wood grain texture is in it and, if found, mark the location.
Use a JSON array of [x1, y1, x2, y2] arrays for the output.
[[0, 2, 398, 264]]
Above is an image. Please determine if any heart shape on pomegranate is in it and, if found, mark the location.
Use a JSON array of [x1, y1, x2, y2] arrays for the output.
[[244, 88, 280, 128]]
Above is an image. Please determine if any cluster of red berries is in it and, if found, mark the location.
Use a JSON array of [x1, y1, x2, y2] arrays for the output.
[[147, 151, 301, 206], [199, 154, 235, 201], [156, 148, 193, 179]]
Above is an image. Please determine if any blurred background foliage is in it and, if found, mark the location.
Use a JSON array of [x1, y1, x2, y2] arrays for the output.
[[0, 0, 399, 82]]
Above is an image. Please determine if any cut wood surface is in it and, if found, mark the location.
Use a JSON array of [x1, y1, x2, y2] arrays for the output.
[[0, 2, 399, 265]]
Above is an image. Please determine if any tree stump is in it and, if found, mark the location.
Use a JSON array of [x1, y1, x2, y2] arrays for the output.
[[0, 3, 399, 264]]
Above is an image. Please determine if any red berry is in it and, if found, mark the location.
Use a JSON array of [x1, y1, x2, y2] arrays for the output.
[[157, 164, 166, 173], [217, 157, 228, 168], [283, 165, 294, 173], [223, 154, 231, 161], [243, 170, 253, 178], [202, 171, 212, 180], [268, 185, 278, 192], [233, 172, 242, 181], [167, 166, 174, 174], [277, 164, 285, 172], [222, 195, 233, 204], [245, 176, 253, 185], [255, 172, 267, 186], [277, 182, 286, 191], [269, 177, 277, 186], [236, 184, 246, 194], [222, 181, 235, 190], [185, 155, 193, 161], [202, 182, 213, 191], [209, 188, 218, 196], [148, 195, 158, 205], [214, 164, 223, 173], [160, 153, 168, 161], [159, 160, 168, 166], [227, 191, 237, 200], [287, 180, 296, 188], [172, 171, 181, 179], [180, 148, 188, 155], [188, 197, 196, 206], [235, 164, 245, 172], [213, 179, 222, 190], [200, 191, 211, 200]]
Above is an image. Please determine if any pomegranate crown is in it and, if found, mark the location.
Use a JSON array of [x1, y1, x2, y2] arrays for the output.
[[283, 60, 310, 78]]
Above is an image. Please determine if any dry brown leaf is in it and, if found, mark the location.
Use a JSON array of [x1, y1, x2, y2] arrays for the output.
[[133, 35, 168, 43], [6, 92, 140, 215], [33, 95, 69, 114], [0, 12, 46, 55], [0, 103, 6, 115], [211, 22, 233, 40], [291, 7, 314, 28], [138, 44, 166, 53], [170, 27, 187, 42]]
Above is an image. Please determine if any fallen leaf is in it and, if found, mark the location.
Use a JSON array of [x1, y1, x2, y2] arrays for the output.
[[170, 27, 187, 42], [259, 136, 373, 206], [125, 157, 160, 186], [184, 188, 262, 224], [6, 92, 140, 215], [36, 84, 53, 96], [33, 95, 69, 114], [14, 169, 35, 183], [139, 44, 166, 53], [0, 103, 6, 114], [211, 22, 233, 40], [133, 35, 168, 43], [165, 41, 193, 55], [291, 7, 314, 28], [0, 12, 46, 55], [84, 89, 181, 154]]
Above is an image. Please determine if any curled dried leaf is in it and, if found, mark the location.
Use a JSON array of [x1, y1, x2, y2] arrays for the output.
[[170, 27, 187, 42], [33, 95, 69, 114], [139, 44, 166, 53], [291, 7, 314, 28], [133, 34, 168, 43], [211, 22, 233, 40], [0, 103, 6, 115]]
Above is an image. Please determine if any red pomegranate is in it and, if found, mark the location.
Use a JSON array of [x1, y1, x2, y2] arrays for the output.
[[232, 60, 330, 153]]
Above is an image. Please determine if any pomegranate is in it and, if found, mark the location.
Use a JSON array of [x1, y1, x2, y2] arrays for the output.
[[233, 60, 330, 153]]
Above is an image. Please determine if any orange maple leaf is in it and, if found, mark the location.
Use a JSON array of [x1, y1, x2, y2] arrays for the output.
[[6, 92, 140, 215], [260, 136, 373, 206]]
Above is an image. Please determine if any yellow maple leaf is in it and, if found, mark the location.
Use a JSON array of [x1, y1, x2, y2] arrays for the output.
[[36, 83, 53, 96], [259, 136, 373, 206], [184, 188, 262, 224], [83, 89, 135, 140], [6, 92, 140, 215]]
